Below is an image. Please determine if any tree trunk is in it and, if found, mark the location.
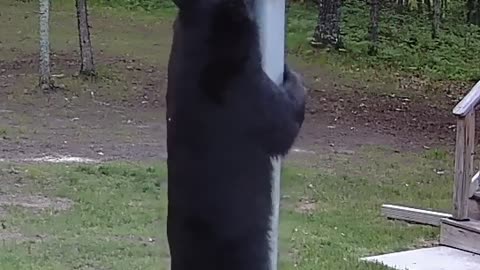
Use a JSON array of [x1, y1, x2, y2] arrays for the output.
[[440, 0, 446, 19], [425, 0, 431, 13], [397, 0, 404, 11], [369, 0, 380, 55], [432, 0, 440, 38], [76, 0, 95, 76], [418, 0, 423, 13], [39, 0, 51, 90], [467, 0, 475, 24], [311, 0, 343, 49], [476, 0, 480, 25]]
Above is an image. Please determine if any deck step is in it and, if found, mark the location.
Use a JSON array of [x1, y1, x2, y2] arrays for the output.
[[440, 218, 480, 255]]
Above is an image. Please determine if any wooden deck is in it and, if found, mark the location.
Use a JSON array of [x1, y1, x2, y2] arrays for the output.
[[440, 218, 480, 254], [440, 218, 480, 255], [368, 80, 480, 268]]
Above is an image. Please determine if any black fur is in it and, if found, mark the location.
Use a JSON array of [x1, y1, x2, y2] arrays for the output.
[[166, 1, 306, 269]]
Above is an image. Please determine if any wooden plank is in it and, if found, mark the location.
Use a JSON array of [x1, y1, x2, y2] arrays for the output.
[[442, 217, 480, 233], [440, 218, 480, 255], [453, 111, 475, 220], [453, 116, 467, 220], [453, 80, 480, 116], [381, 204, 451, 226]]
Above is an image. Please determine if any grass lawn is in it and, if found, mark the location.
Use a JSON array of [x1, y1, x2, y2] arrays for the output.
[[0, 0, 174, 63], [0, 146, 453, 269]]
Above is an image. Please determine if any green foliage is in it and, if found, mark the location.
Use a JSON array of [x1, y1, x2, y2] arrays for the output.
[[91, 0, 480, 81], [90, 0, 175, 11], [287, 0, 480, 81]]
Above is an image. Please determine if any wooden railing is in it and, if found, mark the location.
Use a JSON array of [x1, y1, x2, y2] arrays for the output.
[[452, 81, 480, 220]]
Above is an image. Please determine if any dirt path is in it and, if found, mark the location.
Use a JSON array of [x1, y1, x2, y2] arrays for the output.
[[0, 102, 166, 162], [1, 54, 168, 162], [0, 52, 466, 164]]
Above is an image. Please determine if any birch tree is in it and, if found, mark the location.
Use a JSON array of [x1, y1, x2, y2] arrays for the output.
[[76, 0, 95, 75], [39, 0, 51, 90]]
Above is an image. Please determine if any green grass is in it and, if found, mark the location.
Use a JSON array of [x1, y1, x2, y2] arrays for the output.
[[0, 0, 174, 102], [0, 146, 454, 269], [1, 162, 168, 269], [286, 1, 480, 81], [90, 0, 176, 12], [0, 0, 174, 63]]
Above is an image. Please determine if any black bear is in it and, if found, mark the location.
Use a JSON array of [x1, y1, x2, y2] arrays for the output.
[[166, 1, 306, 270]]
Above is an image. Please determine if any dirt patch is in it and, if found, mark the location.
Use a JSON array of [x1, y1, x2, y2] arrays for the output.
[[1, 53, 167, 162], [0, 51, 472, 165], [293, 59, 479, 152], [0, 231, 47, 243], [294, 198, 318, 214], [412, 237, 440, 249], [109, 235, 158, 246], [0, 52, 167, 108], [307, 89, 456, 147], [0, 232, 44, 242], [0, 194, 74, 213]]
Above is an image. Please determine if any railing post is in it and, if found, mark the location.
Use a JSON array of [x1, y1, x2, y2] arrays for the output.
[[453, 110, 475, 220]]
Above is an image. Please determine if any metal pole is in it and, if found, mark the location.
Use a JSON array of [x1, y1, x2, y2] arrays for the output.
[[254, 1, 285, 270], [255, 0, 285, 85]]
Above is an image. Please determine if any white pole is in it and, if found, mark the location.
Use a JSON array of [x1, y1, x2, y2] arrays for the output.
[[255, 0, 285, 85], [254, 1, 285, 270]]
